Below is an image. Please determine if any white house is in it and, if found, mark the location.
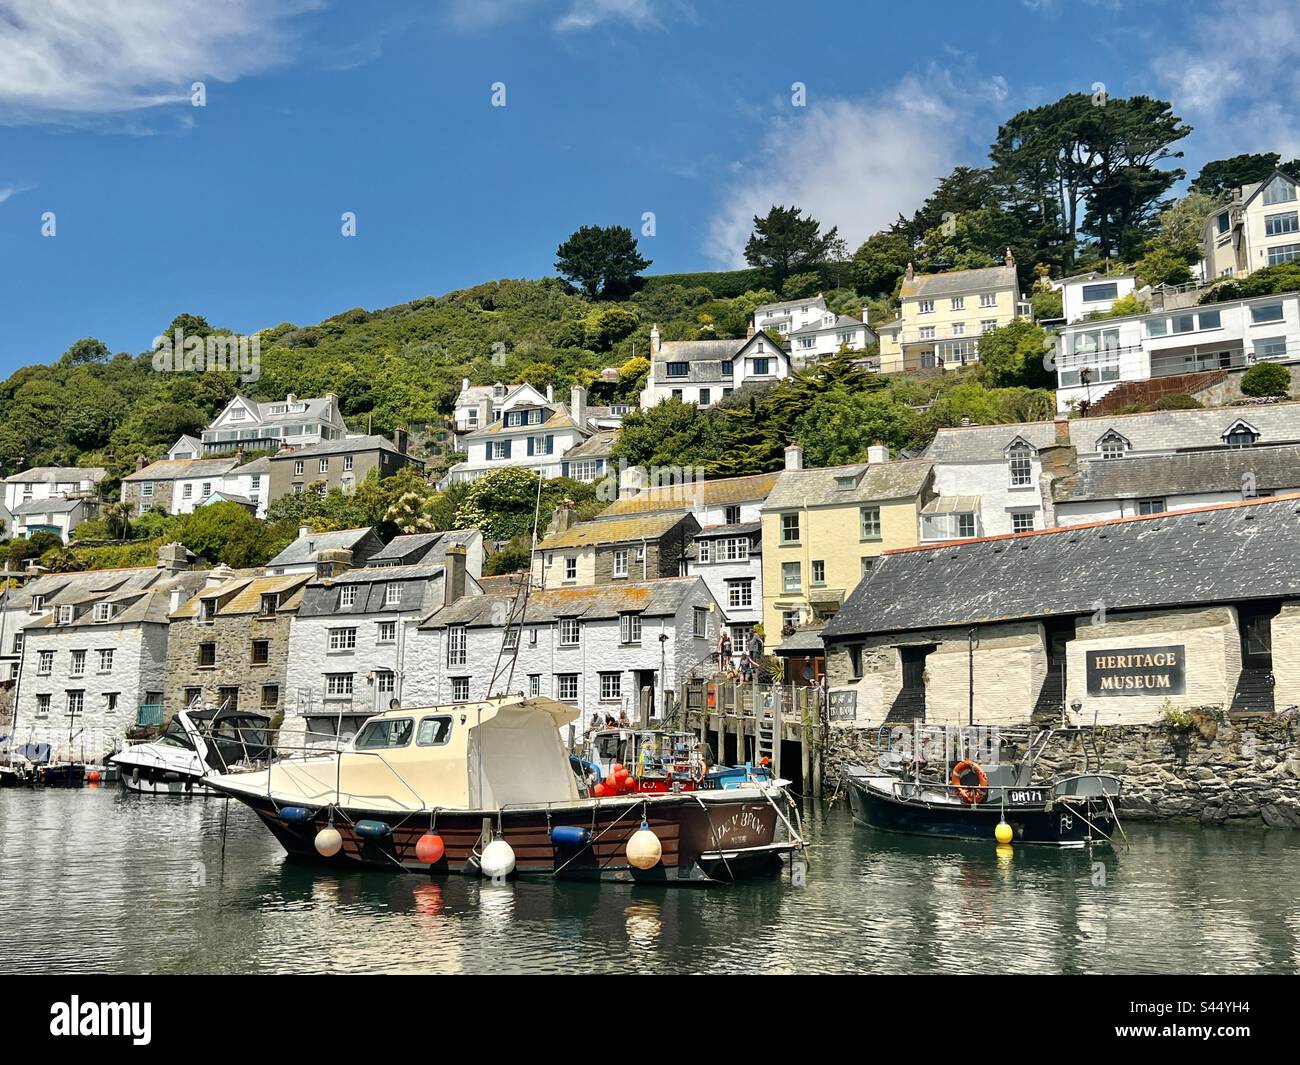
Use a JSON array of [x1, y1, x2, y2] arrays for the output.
[[280, 549, 469, 746], [1203, 169, 1300, 281], [453, 380, 629, 448], [448, 383, 592, 484], [1053, 289, 1300, 413], [121, 457, 240, 516], [407, 574, 720, 729], [219, 455, 273, 518], [263, 526, 386, 576], [1051, 271, 1142, 323], [640, 327, 792, 409], [922, 422, 1067, 539], [1053, 404, 1300, 523], [750, 294, 836, 337], [2, 466, 106, 542], [201, 393, 347, 455], [594, 470, 780, 653], [786, 310, 875, 365], [7, 550, 203, 759]]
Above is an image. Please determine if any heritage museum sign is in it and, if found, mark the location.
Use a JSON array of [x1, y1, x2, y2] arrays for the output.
[[1086, 644, 1186, 696]]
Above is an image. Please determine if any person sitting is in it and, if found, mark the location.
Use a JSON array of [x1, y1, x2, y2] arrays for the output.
[[604, 714, 616, 728], [617, 708, 630, 728]]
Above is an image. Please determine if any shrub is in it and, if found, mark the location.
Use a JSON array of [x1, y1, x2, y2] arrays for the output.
[[1241, 362, 1291, 398], [1153, 394, 1203, 410]]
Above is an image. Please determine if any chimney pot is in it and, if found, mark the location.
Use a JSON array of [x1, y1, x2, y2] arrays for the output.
[[649, 323, 662, 357], [299, 525, 312, 540]]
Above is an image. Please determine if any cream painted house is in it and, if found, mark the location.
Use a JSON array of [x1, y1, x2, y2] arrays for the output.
[[876, 252, 1028, 374], [759, 445, 934, 645], [1203, 169, 1300, 281]]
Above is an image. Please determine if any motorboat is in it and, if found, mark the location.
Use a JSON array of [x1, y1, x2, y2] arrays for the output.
[[205, 695, 803, 884], [843, 728, 1122, 848], [111, 705, 274, 796]]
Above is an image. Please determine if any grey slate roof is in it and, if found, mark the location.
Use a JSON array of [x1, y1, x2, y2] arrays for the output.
[[5, 466, 107, 484], [1054, 444, 1300, 502], [656, 338, 751, 363], [754, 295, 827, 317], [12, 497, 90, 515], [902, 264, 1017, 300], [297, 564, 446, 617], [925, 421, 1061, 463], [229, 455, 272, 475], [24, 570, 211, 629], [123, 457, 240, 481], [264, 528, 383, 568], [823, 495, 1300, 639], [368, 529, 479, 565], [1071, 405, 1300, 454], [788, 314, 867, 338], [420, 576, 703, 628], [563, 430, 618, 460], [270, 434, 412, 460], [693, 520, 761, 538], [762, 458, 934, 510]]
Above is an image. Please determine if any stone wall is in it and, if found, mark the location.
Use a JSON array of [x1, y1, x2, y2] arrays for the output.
[[822, 712, 1300, 827], [164, 612, 294, 720]]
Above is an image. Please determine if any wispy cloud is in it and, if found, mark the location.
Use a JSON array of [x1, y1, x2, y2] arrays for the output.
[[0, 184, 33, 205], [0, 0, 322, 123], [1152, 0, 1300, 159], [445, 0, 685, 34], [705, 68, 1009, 266]]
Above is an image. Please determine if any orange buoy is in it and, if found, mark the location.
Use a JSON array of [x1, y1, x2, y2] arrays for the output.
[[593, 783, 607, 797], [951, 760, 989, 805], [415, 833, 445, 864]]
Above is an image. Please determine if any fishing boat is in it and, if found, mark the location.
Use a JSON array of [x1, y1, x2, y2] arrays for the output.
[[843, 729, 1122, 848], [112, 705, 275, 795], [580, 728, 772, 794], [205, 695, 803, 884]]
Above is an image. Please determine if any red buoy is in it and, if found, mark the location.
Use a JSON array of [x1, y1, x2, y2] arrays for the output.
[[593, 783, 607, 797], [415, 833, 445, 864]]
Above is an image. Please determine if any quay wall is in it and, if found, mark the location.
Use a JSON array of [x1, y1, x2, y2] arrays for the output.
[[821, 711, 1300, 828]]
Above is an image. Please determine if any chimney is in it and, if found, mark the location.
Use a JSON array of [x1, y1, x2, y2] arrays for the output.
[[1055, 418, 1071, 445], [315, 548, 353, 579], [204, 563, 236, 590], [299, 525, 313, 540], [461, 377, 470, 393], [391, 427, 408, 455], [1005, 247, 1015, 268], [570, 385, 587, 426], [135, 455, 148, 471], [784, 444, 804, 472], [156, 541, 192, 575], [286, 393, 297, 405], [649, 323, 661, 357], [546, 504, 575, 538], [867, 441, 890, 464], [546, 384, 554, 403], [746, 322, 756, 339], [169, 585, 188, 614], [619, 464, 644, 498], [861, 306, 870, 326], [443, 545, 467, 608], [478, 398, 491, 426], [904, 262, 915, 281]]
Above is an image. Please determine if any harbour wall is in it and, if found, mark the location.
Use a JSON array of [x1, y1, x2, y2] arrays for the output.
[[820, 710, 1300, 827]]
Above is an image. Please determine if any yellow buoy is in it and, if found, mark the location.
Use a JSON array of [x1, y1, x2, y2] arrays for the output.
[[995, 820, 1013, 845]]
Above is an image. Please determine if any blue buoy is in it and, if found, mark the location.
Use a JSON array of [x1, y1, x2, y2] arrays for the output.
[[354, 820, 392, 839], [550, 825, 591, 847], [277, 806, 315, 824]]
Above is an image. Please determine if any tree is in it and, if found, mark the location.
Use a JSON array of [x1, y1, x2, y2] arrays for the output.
[[175, 502, 285, 567], [1241, 363, 1291, 399], [1201, 262, 1300, 303], [793, 388, 923, 466], [743, 206, 839, 291], [60, 338, 110, 365], [1133, 246, 1194, 287], [554, 225, 651, 299], [1190, 153, 1280, 198], [975, 319, 1055, 389]]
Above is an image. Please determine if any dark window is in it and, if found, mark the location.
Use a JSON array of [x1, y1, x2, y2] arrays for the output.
[[251, 639, 270, 665], [198, 643, 216, 667]]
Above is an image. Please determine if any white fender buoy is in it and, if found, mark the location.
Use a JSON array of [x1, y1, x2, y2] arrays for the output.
[[626, 822, 662, 870], [481, 837, 516, 878], [315, 826, 343, 857]]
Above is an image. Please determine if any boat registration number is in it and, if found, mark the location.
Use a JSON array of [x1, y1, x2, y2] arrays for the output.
[[1008, 789, 1046, 804]]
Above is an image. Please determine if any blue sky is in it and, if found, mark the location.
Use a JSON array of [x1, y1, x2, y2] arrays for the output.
[[0, 0, 1296, 373]]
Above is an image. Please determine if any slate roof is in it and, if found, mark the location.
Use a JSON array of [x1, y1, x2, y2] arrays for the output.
[[563, 430, 619, 460], [762, 459, 934, 510], [1054, 444, 1300, 502], [5, 466, 107, 484], [123, 458, 239, 482], [655, 338, 751, 363], [229, 455, 272, 475], [537, 512, 690, 550], [269, 434, 413, 460], [12, 497, 90, 515], [263, 528, 381, 568], [693, 520, 761, 539], [788, 314, 868, 338], [462, 402, 583, 441], [823, 494, 1300, 639], [368, 532, 443, 563], [297, 564, 446, 617], [170, 573, 309, 619], [420, 576, 703, 628], [754, 295, 827, 317], [901, 264, 1017, 300], [598, 472, 780, 517], [925, 421, 1061, 462], [1071, 404, 1300, 454], [774, 624, 827, 654], [6, 566, 163, 613], [24, 571, 211, 629], [227, 394, 337, 425]]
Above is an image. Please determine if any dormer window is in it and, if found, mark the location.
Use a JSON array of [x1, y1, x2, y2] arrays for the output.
[[1223, 420, 1260, 448], [93, 602, 113, 622], [58, 604, 74, 625], [1007, 440, 1035, 487], [30, 594, 45, 613], [1097, 430, 1129, 460], [259, 593, 279, 617]]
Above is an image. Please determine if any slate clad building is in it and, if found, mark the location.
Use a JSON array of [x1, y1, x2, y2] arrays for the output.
[[821, 495, 1300, 728]]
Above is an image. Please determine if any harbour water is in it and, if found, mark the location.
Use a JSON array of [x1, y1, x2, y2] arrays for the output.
[[1, 787, 1297, 974]]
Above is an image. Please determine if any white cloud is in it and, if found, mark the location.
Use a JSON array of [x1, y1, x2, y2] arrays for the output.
[[0, 0, 321, 121], [445, 0, 682, 34], [705, 72, 1006, 267], [1152, 0, 1300, 158], [555, 0, 661, 32]]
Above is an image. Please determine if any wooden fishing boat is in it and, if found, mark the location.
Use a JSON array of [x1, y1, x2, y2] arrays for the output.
[[205, 696, 803, 884]]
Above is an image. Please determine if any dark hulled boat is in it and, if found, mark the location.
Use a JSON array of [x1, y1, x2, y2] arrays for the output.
[[206, 695, 802, 884]]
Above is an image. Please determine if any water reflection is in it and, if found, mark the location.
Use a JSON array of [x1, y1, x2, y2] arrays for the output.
[[0, 788, 1297, 974]]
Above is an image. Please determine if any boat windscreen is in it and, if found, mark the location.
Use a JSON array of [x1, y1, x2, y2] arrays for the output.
[[353, 718, 414, 750], [156, 719, 195, 750]]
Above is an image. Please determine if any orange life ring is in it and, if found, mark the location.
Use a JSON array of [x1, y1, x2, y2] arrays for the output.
[[951, 760, 988, 805]]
